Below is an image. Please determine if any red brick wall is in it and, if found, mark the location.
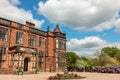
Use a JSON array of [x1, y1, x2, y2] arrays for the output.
[[0, 17, 66, 72]]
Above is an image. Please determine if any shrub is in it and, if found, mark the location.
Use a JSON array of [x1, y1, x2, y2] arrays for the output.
[[35, 67, 39, 72], [17, 67, 23, 73], [17, 67, 23, 75], [75, 73, 78, 78]]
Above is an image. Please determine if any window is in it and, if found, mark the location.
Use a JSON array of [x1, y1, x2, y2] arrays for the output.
[[56, 63, 58, 68], [56, 53, 65, 68], [59, 40, 66, 49], [29, 35, 36, 46], [61, 40, 66, 49], [38, 51, 44, 57], [39, 37, 45, 48], [56, 39, 59, 48], [58, 62, 65, 67], [56, 39, 66, 49], [59, 40, 62, 49], [56, 58, 58, 62], [16, 32, 23, 44], [0, 27, 8, 41], [38, 51, 44, 67], [0, 47, 6, 67], [17, 24, 24, 29]]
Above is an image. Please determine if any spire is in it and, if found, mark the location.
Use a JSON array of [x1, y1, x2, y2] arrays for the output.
[[53, 24, 61, 32], [47, 25, 50, 31], [64, 30, 66, 34]]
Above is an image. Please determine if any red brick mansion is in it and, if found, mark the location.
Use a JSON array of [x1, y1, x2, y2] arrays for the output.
[[0, 17, 66, 72]]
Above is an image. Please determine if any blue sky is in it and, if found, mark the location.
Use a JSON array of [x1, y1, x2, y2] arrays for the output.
[[1, 0, 120, 57]]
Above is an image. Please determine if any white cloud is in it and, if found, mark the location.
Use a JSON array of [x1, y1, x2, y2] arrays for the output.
[[76, 51, 96, 58], [113, 18, 120, 33], [67, 36, 120, 57], [67, 36, 106, 51], [9, 0, 20, 5], [38, 0, 120, 32], [0, 0, 45, 29]]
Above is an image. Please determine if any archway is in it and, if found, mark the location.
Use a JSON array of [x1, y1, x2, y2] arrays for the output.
[[24, 57, 29, 71]]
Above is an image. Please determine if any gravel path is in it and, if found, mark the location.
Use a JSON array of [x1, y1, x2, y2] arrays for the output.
[[0, 72, 120, 80]]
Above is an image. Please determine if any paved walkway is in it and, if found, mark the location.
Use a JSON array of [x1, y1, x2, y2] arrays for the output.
[[0, 72, 120, 80]]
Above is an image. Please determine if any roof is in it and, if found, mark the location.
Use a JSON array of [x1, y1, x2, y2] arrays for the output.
[[53, 24, 61, 32]]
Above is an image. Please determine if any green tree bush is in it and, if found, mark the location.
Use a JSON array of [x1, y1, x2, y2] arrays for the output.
[[115, 51, 120, 62], [66, 52, 80, 71]]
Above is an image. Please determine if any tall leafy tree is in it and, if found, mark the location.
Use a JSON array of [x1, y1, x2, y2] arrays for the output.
[[101, 47, 119, 57], [115, 51, 120, 62], [76, 59, 87, 71], [66, 52, 80, 71]]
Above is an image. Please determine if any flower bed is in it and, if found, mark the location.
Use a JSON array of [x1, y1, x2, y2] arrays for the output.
[[48, 73, 85, 80]]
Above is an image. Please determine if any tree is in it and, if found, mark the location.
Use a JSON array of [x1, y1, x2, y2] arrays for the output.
[[80, 57, 92, 68], [93, 51, 101, 58], [90, 58, 100, 66], [76, 59, 87, 71], [98, 52, 118, 66], [115, 51, 120, 62], [66, 52, 80, 71], [101, 47, 119, 57], [99, 52, 110, 66], [91, 52, 119, 66]]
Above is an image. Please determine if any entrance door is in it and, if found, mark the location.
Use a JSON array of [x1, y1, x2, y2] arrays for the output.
[[24, 58, 28, 71]]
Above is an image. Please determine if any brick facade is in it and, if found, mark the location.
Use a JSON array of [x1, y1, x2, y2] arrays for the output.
[[0, 17, 66, 72]]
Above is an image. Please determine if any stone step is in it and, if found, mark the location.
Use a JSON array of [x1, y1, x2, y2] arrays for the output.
[[0, 71, 13, 74]]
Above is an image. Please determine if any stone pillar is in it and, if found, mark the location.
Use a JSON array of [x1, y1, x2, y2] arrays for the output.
[[17, 53, 20, 68], [21, 54, 24, 68], [32, 53, 35, 70]]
